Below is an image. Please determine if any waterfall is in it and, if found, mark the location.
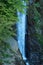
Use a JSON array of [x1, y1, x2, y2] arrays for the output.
[[17, 9, 26, 60], [17, 1, 29, 65]]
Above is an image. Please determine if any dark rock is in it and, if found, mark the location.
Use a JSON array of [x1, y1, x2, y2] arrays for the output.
[[29, 52, 40, 65]]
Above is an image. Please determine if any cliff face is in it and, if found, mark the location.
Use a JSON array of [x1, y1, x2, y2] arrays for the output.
[[7, 38, 25, 65], [0, 37, 25, 65], [25, 0, 43, 65]]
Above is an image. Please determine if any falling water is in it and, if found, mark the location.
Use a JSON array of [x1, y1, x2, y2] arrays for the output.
[[17, 1, 29, 65], [17, 9, 26, 60]]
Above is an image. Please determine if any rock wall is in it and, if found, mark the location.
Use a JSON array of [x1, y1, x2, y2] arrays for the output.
[[0, 37, 25, 65], [25, 0, 43, 65]]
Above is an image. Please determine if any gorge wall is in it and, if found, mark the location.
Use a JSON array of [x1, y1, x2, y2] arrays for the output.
[[25, 0, 42, 65]]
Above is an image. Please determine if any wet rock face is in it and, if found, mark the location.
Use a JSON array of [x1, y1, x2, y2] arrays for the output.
[[29, 52, 40, 65], [25, 22, 43, 65], [25, 13, 41, 65], [25, 37, 41, 65], [25, 24, 41, 65]]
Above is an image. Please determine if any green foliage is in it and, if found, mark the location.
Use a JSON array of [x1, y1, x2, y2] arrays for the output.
[[34, 2, 40, 7], [0, 0, 27, 64], [34, 1, 43, 47], [0, 0, 27, 41]]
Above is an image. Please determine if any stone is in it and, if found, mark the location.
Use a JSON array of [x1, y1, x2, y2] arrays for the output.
[[2, 37, 25, 65]]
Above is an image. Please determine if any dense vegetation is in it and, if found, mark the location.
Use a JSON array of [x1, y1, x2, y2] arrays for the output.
[[0, 0, 27, 64], [34, 0, 43, 47], [0, 0, 27, 40]]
